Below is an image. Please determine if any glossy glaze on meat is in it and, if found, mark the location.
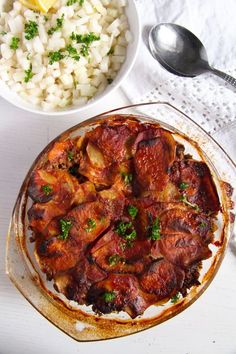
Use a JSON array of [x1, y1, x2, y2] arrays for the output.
[[27, 117, 220, 318]]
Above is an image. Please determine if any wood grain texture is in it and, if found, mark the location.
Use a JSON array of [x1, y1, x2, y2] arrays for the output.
[[0, 91, 236, 354]]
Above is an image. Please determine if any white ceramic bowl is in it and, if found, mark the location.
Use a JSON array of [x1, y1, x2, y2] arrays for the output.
[[0, 0, 140, 115]]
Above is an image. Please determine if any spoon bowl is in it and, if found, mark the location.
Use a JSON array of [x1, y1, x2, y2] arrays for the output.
[[149, 23, 236, 87]]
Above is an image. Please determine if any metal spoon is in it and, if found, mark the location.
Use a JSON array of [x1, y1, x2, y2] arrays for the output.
[[149, 23, 236, 88]]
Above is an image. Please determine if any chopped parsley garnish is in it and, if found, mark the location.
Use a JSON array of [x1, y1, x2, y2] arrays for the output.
[[107, 47, 114, 55], [103, 291, 116, 302], [70, 32, 100, 45], [108, 254, 123, 266], [67, 0, 84, 6], [80, 44, 89, 57], [121, 172, 133, 184], [0, 31, 7, 35], [24, 64, 34, 83], [58, 219, 72, 240], [171, 292, 181, 304], [124, 230, 137, 241], [149, 217, 161, 240], [199, 222, 207, 228], [67, 150, 74, 161], [48, 50, 65, 65], [115, 221, 132, 236], [65, 44, 80, 61], [44, 16, 49, 22], [48, 14, 65, 35], [10, 36, 20, 50], [25, 21, 39, 40], [179, 182, 189, 190], [70, 31, 100, 57], [27, 53, 31, 60], [128, 205, 138, 219], [179, 195, 200, 211], [107, 78, 113, 84], [115, 221, 137, 247], [42, 184, 53, 195], [85, 218, 96, 232]]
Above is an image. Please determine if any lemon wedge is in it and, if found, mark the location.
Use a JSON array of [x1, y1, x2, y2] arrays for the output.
[[35, 0, 57, 13], [20, 0, 40, 11], [20, 0, 57, 12]]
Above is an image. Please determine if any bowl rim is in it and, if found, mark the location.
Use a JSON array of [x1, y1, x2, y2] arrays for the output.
[[0, 0, 141, 116], [6, 101, 236, 341]]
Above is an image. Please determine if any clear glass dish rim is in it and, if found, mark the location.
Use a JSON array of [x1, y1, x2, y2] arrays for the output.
[[6, 101, 236, 341]]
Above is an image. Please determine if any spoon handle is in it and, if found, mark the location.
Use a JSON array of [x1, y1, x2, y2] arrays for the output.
[[210, 68, 236, 88]]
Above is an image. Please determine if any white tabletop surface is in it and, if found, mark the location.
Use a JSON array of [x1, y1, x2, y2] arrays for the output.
[[1, 89, 236, 354]]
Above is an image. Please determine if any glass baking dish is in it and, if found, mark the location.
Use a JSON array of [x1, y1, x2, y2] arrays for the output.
[[6, 102, 236, 341]]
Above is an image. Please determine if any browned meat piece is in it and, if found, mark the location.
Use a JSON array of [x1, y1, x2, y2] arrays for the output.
[[139, 259, 185, 299], [170, 160, 220, 213], [158, 233, 212, 268], [67, 201, 111, 245], [85, 123, 132, 164], [133, 128, 176, 193], [54, 257, 107, 304], [90, 230, 151, 274], [28, 201, 65, 234], [160, 207, 213, 243], [28, 169, 79, 205], [47, 139, 78, 169], [87, 274, 156, 318], [35, 236, 82, 277]]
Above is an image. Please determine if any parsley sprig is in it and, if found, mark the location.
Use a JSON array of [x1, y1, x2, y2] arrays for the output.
[[25, 21, 38, 40], [42, 185, 53, 195], [85, 218, 96, 232], [179, 195, 200, 211], [58, 219, 72, 240], [48, 14, 64, 35], [128, 205, 138, 219], [171, 292, 181, 304], [67, 0, 84, 6], [10, 36, 20, 50], [70, 32, 100, 57], [24, 64, 34, 83], [103, 291, 116, 303]]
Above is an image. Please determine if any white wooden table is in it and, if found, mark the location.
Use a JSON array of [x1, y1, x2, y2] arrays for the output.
[[1, 89, 236, 354]]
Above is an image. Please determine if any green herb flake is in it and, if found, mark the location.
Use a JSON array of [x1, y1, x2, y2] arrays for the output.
[[199, 222, 207, 228], [108, 254, 123, 266], [80, 43, 89, 57], [10, 36, 20, 50], [65, 44, 80, 61], [48, 14, 64, 35], [121, 172, 133, 185], [171, 292, 181, 304], [0, 31, 7, 35], [124, 229, 137, 242], [67, 0, 84, 5], [67, 150, 74, 161], [179, 195, 200, 211], [85, 218, 96, 232], [103, 291, 116, 303], [44, 16, 49, 22], [58, 219, 72, 240], [70, 32, 100, 45], [179, 182, 189, 190], [107, 47, 114, 55], [48, 50, 65, 65], [107, 78, 113, 84], [42, 184, 53, 195], [25, 21, 39, 40], [115, 221, 132, 236], [128, 205, 138, 219], [149, 217, 161, 241], [24, 64, 34, 83]]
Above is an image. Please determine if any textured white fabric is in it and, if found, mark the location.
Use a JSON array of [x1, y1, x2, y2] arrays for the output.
[[121, 0, 236, 148]]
